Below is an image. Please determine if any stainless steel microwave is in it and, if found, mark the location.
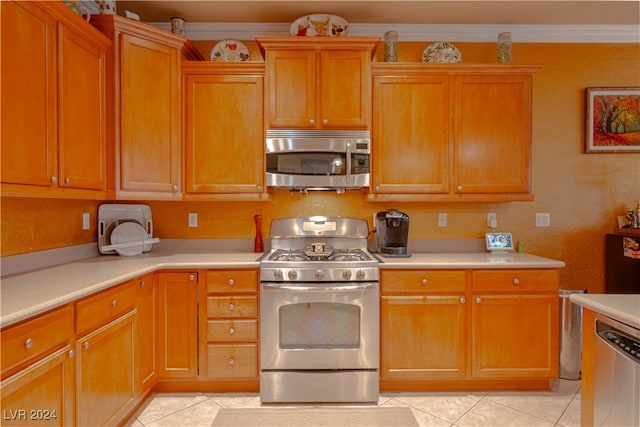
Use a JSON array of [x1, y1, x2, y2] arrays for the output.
[[265, 130, 370, 192]]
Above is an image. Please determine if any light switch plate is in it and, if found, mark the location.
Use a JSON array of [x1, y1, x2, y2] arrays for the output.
[[188, 212, 198, 228], [536, 213, 550, 227], [438, 213, 447, 227]]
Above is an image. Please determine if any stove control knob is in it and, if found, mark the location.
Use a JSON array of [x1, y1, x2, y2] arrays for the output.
[[287, 270, 298, 280], [273, 269, 284, 280], [356, 269, 366, 280], [316, 269, 324, 279], [342, 269, 352, 280]]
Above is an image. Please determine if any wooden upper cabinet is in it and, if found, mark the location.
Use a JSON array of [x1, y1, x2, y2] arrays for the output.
[[370, 64, 539, 202], [372, 75, 450, 194], [257, 37, 378, 130], [454, 74, 532, 195], [1, 1, 109, 197], [90, 15, 199, 200], [182, 63, 266, 199]]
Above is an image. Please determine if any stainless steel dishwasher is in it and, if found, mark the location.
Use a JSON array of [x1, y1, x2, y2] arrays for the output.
[[593, 313, 640, 426]]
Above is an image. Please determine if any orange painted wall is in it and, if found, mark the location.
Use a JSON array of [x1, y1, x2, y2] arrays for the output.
[[2, 42, 639, 294]]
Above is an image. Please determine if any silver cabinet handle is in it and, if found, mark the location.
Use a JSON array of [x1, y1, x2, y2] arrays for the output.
[[65, 177, 70, 184], [229, 327, 235, 335], [228, 278, 234, 286], [476, 297, 482, 304], [229, 303, 235, 311], [189, 274, 195, 281], [140, 280, 145, 287], [309, 119, 315, 126], [24, 338, 33, 349], [83, 342, 90, 350], [457, 185, 463, 192], [228, 358, 235, 365], [513, 278, 520, 285], [375, 185, 380, 191], [51, 176, 58, 184], [68, 349, 74, 358], [172, 184, 178, 191], [421, 278, 428, 286], [322, 118, 328, 125], [460, 297, 466, 304], [111, 300, 117, 307]]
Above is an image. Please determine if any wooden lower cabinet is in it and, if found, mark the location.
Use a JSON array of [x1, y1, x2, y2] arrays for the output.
[[75, 311, 136, 426], [380, 268, 559, 390], [202, 270, 259, 385], [135, 274, 156, 393], [156, 272, 199, 379]]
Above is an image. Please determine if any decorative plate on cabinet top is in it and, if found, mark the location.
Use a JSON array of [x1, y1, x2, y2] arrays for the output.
[[290, 14, 349, 37], [210, 39, 250, 62], [422, 42, 462, 63]]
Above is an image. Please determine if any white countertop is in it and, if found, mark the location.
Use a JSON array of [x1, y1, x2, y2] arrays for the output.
[[570, 293, 640, 330], [377, 252, 566, 269], [0, 251, 261, 328], [1, 250, 564, 329]]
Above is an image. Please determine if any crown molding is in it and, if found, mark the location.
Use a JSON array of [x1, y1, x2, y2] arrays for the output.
[[151, 22, 639, 43]]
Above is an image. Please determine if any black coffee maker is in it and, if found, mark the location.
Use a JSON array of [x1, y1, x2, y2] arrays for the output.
[[375, 209, 410, 256]]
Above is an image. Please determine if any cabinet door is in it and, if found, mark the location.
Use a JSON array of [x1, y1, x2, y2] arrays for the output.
[[184, 74, 264, 193], [454, 75, 532, 194], [135, 275, 156, 393], [58, 24, 107, 191], [381, 295, 466, 379], [318, 49, 370, 129], [156, 272, 198, 378], [119, 33, 180, 194], [265, 49, 317, 128], [76, 311, 136, 426], [1, 1, 57, 187], [0, 346, 75, 427], [372, 76, 450, 194], [472, 295, 559, 378]]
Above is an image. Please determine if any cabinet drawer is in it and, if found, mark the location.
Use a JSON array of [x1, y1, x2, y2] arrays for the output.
[[381, 270, 466, 293], [1, 306, 74, 375], [207, 270, 258, 293], [208, 319, 258, 342], [75, 281, 137, 336], [472, 270, 559, 293], [206, 344, 258, 379], [207, 296, 257, 318]]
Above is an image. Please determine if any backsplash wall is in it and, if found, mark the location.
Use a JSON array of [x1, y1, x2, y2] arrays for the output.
[[2, 43, 639, 294]]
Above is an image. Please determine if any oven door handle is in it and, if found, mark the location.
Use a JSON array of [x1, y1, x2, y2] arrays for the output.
[[262, 283, 377, 292]]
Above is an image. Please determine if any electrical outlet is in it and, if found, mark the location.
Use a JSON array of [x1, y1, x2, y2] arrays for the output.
[[82, 212, 90, 230], [487, 212, 497, 228], [438, 213, 447, 227], [188, 212, 198, 228], [536, 213, 550, 227]]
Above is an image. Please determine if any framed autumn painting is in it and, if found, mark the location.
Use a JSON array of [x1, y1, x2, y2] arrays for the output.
[[585, 87, 640, 153]]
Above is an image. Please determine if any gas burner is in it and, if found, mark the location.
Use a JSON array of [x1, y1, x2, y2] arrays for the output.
[[269, 249, 309, 262], [329, 249, 371, 262]]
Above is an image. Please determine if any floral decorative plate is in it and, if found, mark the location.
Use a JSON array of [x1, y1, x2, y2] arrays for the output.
[[290, 14, 349, 37], [210, 39, 250, 62], [422, 42, 462, 63]]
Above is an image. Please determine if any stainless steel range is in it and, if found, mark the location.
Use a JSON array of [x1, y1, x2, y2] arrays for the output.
[[259, 216, 380, 403]]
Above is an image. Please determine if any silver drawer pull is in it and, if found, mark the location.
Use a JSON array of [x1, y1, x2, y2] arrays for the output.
[[513, 278, 520, 285], [24, 338, 33, 349], [229, 303, 235, 311], [111, 300, 117, 307], [421, 278, 428, 286], [476, 297, 482, 304], [189, 274, 195, 281], [229, 327, 235, 335], [228, 278, 234, 286], [460, 297, 466, 304], [228, 358, 235, 365]]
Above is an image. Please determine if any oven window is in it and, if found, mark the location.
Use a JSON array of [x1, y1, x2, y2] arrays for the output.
[[279, 302, 360, 349]]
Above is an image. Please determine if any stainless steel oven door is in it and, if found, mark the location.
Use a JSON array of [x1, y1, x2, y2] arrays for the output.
[[260, 282, 379, 370]]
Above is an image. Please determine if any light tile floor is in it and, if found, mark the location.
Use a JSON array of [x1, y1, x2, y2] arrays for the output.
[[126, 379, 581, 427]]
